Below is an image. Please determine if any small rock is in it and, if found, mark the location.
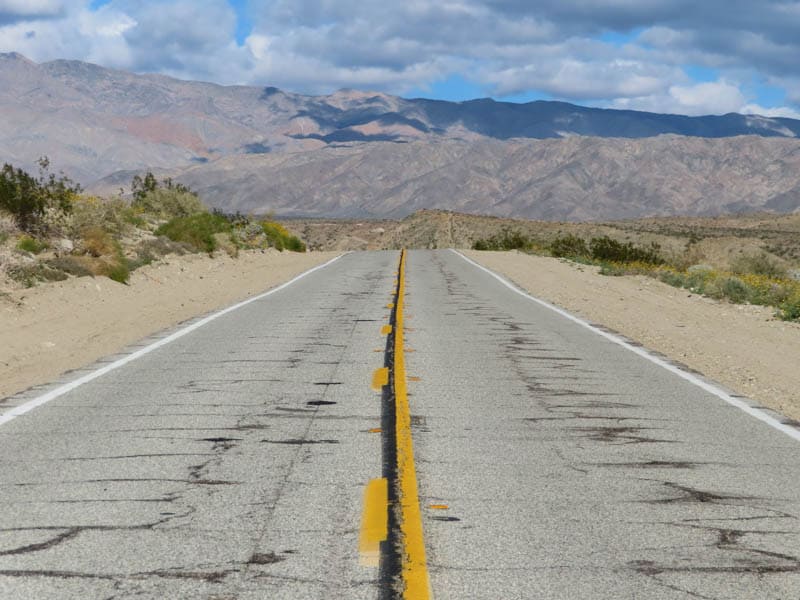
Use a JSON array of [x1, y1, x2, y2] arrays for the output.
[[55, 238, 74, 254]]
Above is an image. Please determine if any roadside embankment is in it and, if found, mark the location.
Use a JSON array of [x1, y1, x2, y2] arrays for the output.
[[465, 250, 800, 421], [0, 250, 339, 400]]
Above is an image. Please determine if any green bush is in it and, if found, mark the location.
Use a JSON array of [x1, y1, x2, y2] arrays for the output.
[[69, 196, 140, 238], [7, 263, 68, 287], [730, 252, 787, 279], [156, 212, 232, 253], [472, 228, 531, 251], [104, 259, 130, 284], [16, 235, 46, 254], [589, 236, 664, 264], [0, 158, 80, 232], [261, 220, 306, 252], [779, 293, 800, 321], [549, 234, 589, 258], [132, 187, 207, 219], [45, 256, 94, 278]]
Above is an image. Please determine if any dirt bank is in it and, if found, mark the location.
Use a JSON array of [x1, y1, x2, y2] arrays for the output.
[[0, 250, 339, 400], [465, 250, 800, 421]]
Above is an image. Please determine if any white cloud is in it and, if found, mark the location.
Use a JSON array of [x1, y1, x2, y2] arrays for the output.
[[609, 79, 800, 119], [0, 0, 799, 119], [0, 0, 63, 18], [741, 104, 800, 120], [668, 80, 746, 115]]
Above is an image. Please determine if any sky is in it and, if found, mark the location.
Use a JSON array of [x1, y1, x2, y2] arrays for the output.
[[1, 0, 800, 118]]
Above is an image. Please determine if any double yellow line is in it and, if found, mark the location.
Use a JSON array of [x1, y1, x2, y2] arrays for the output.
[[361, 250, 432, 598]]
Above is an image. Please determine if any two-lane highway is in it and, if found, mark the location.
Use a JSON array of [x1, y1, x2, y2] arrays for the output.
[[1, 249, 800, 599]]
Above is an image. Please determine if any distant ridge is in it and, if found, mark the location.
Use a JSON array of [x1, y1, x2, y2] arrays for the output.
[[3, 53, 800, 220]]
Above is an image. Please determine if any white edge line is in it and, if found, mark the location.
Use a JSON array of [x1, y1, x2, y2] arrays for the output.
[[452, 249, 800, 443], [0, 253, 346, 427]]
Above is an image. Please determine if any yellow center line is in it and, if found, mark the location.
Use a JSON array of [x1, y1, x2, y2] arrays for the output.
[[395, 249, 432, 599]]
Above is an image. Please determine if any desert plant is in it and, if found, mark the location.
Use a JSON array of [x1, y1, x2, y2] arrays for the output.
[[16, 235, 46, 254], [472, 228, 531, 251], [81, 226, 116, 257], [779, 292, 800, 321], [132, 187, 207, 219], [0, 158, 80, 232], [261, 220, 306, 252], [44, 256, 94, 278], [589, 236, 664, 264], [155, 212, 232, 253], [7, 263, 68, 287], [549, 234, 589, 258], [102, 258, 130, 284], [68, 196, 140, 238], [730, 252, 787, 279]]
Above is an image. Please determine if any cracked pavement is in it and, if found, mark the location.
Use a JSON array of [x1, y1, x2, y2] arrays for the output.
[[0, 251, 395, 599], [1, 249, 800, 599], [406, 250, 800, 599]]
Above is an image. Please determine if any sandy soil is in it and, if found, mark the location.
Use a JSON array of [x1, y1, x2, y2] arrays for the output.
[[0, 250, 339, 401], [466, 250, 800, 421]]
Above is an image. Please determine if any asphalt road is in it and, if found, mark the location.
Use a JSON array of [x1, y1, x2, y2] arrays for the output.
[[2, 249, 800, 599]]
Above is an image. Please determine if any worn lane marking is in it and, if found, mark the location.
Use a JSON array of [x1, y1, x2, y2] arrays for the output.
[[372, 367, 389, 392], [381, 324, 393, 335], [0, 254, 346, 427], [359, 477, 389, 567], [453, 249, 800, 443], [394, 249, 432, 599]]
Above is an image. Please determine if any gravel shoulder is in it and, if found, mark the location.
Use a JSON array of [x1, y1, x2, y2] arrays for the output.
[[465, 250, 800, 421], [0, 250, 339, 400]]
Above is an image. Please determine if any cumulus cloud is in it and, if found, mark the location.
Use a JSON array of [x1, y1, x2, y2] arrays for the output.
[[0, 0, 799, 117]]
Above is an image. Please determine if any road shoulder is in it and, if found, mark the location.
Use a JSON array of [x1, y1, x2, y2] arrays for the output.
[[0, 250, 340, 401]]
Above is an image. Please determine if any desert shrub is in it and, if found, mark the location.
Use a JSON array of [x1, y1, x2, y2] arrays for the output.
[[472, 228, 531, 251], [68, 196, 139, 238], [0, 158, 80, 232], [708, 276, 749, 303], [45, 256, 94, 278], [602, 259, 800, 321], [261, 220, 306, 252], [589, 236, 664, 264], [779, 292, 800, 321], [16, 235, 46, 254], [7, 263, 68, 287], [214, 232, 240, 257], [102, 259, 130, 284], [132, 187, 207, 219], [81, 226, 116, 257], [156, 212, 232, 253], [730, 252, 787, 279], [665, 244, 706, 271], [136, 236, 190, 258], [549, 234, 589, 258]]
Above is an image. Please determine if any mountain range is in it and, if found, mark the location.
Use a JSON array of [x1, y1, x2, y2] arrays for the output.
[[2, 52, 800, 219]]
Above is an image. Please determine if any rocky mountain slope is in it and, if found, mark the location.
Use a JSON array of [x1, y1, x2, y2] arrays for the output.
[[92, 136, 800, 221], [4, 52, 800, 220]]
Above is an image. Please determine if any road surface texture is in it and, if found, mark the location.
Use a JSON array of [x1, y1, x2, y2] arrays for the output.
[[1, 249, 800, 599]]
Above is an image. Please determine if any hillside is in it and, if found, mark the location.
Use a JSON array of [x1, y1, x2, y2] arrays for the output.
[[92, 136, 800, 221]]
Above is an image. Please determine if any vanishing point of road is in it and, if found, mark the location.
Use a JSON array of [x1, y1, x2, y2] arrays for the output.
[[1, 250, 800, 599]]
